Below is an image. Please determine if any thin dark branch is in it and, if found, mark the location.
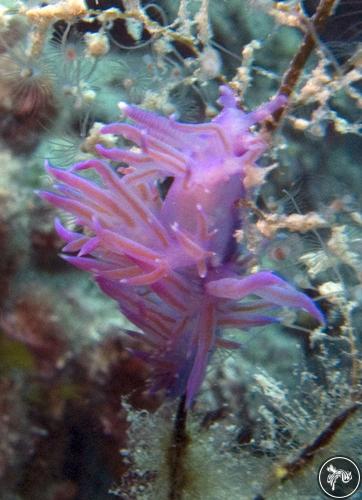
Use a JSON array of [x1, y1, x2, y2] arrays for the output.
[[269, 0, 339, 129], [260, 403, 360, 497], [168, 394, 189, 500], [283, 403, 360, 478]]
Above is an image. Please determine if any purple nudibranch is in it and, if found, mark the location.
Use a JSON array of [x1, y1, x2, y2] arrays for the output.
[[40, 86, 324, 407]]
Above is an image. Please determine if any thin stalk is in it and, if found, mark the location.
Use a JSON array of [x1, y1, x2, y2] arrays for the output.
[[270, 0, 338, 129], [168, 394, 189, 500], [283, 403, 360, 477]]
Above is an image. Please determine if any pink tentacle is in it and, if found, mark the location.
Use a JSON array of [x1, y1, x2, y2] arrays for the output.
[[96, 144, 149, 164], [186, 302, 216, 408], [207, 271, 324, 323], [54, 217, 81, 242], [100, 123, 144, 145], [206, 271, 288, 299]]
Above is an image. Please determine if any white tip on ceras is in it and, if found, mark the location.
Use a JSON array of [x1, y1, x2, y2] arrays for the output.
[[117, 101, 129, 117]]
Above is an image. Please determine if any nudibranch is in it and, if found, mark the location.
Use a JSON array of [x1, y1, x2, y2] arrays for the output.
[[40, 86, 324, 407]]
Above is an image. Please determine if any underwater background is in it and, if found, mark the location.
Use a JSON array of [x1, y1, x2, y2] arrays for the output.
[[0, 0, 361, 499]]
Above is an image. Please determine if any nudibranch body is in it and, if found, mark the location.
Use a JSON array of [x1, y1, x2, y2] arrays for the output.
[[40, 86, 323, 407]]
